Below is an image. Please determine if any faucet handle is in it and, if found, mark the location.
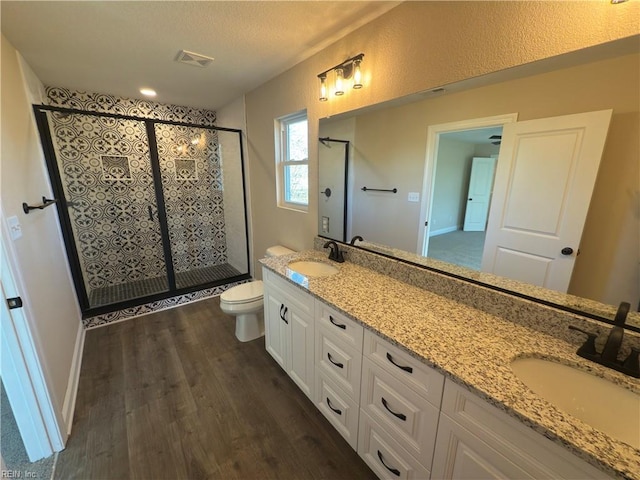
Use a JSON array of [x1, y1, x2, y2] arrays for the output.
[[568, 325, 598, 357], [622, 348, 640, 378]]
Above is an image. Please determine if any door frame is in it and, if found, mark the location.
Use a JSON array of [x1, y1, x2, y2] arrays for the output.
[[417, 113, 519, 256], [1, 220, 65, 461]]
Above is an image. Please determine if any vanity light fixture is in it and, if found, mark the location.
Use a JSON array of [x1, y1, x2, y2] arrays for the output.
[[611, 0, 629, 3], [139, 88, 157, 97], [317, 53, 365, 101]]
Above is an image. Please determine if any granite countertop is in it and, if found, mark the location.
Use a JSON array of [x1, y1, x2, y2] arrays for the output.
[[260, 250, 640, 480]]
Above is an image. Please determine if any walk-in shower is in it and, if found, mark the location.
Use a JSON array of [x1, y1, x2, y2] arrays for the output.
[[33, 105, 250, 317]]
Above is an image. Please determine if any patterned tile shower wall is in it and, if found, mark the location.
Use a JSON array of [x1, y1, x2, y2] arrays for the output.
[[45, 87, 225, 295], [46, 87, 217, 125], [48, 112, 167, 293], [154, 124, 228, 273]]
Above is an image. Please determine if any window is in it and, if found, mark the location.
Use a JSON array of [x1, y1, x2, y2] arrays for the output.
[[276, 111, 308, 210]]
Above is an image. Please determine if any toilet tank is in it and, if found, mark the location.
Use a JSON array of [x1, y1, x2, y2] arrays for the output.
[[265, 245, 295, 257]]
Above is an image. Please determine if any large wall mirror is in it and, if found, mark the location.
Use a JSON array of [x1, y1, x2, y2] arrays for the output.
[[318, 37, 639, 329]]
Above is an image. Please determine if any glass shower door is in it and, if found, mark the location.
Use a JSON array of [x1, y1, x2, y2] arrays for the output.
[[154, 124, 249, 289], [47, 111, 169, 308]]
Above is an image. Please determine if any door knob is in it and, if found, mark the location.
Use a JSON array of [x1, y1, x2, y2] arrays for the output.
[[561, 247, 574, 255]]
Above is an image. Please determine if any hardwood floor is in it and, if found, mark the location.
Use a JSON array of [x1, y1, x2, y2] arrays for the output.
[[55, 297, 376, 479]]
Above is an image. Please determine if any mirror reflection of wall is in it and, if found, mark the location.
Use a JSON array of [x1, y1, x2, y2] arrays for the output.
[[318, 116, 356, 243], [427, 129, 501, 270], [318, 49, 639, 311]]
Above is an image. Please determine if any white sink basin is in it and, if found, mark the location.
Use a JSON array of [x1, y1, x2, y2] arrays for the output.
[[288, 261, 339, 277], [511, 357, 640, 448]]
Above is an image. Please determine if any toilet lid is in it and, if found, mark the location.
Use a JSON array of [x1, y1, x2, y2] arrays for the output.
[[221, 281, 264, 304]]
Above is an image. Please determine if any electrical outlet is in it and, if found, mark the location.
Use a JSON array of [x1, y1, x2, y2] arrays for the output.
[[407, 192, 420, 202], [322, 216, 330, 233], [7, 216, 22, 240]]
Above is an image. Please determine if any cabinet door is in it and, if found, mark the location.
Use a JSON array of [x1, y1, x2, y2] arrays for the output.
[[264, 287, 289, 370], [435, 379, 610, 480], [432, 414, 535, 480], [289, 307, 315, 399]]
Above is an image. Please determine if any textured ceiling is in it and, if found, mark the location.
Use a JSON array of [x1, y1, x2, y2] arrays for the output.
[[1, 1, 400, 111]]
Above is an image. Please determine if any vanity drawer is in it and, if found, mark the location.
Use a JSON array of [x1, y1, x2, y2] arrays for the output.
[[315, 328, 362, 400], [315, 301, 363, 351], [364, 330, 444, 407], [315, 370, 360, 450], [358, 410, 431, 480], [361, 357, 440, 465]]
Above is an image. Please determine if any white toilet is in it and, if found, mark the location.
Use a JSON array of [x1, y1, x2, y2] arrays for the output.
[[220, 245, 295, 342]]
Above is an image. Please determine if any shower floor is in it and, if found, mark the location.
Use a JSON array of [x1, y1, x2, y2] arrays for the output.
[[88, 263, 242, 308]]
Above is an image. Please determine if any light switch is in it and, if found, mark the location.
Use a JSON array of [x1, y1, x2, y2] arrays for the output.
[[407, 192, 420, 202], [7, 216, 22, 240]]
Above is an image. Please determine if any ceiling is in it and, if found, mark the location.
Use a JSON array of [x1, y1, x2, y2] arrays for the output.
[[1, 1, 400, 111]]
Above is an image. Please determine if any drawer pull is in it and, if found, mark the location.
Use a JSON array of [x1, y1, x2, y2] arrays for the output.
[[381, 397, 407, 421], [329, 315, 347, 330], [377, 450, 400, 477], [386, 352, 413, 373], [326, 397, 342, 415], [327, 352, 344, 369], [279, 304, 288, 324]]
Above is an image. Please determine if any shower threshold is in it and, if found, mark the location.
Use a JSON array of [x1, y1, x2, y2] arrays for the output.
[[88, 263, 242, 308]]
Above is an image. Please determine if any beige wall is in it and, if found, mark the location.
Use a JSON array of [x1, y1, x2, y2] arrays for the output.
[[432, 138, 475, 235], [244, 1, 639, 280], [1, 35, 82, 431]]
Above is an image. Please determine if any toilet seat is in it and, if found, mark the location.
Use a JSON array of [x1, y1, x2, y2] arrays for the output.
[[220, 280, 263, 305]]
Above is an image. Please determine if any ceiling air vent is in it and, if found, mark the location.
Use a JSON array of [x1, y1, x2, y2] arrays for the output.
[[175, 50, 214, 68]]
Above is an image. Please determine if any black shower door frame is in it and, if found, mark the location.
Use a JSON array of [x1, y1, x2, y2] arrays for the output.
[[33, 104, 251, 318]]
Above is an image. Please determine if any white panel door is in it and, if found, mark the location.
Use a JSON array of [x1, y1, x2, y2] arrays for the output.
[[481, 110, 612, 292], [463, 157, 497, 232]]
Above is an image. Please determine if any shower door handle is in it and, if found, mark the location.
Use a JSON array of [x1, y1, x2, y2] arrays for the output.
[[148, 206, 154, 221]]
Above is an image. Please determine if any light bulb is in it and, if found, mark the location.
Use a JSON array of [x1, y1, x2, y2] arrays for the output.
[[335, 68, 344, 96], [139, 88, 157, 97], [353, 59, 362, 89], [319, 75, 328, 101]]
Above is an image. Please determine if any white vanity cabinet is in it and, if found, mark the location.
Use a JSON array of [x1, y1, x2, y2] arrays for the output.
[[358, 330, 444, 478], [261, 268, 615, 480], [262, 268, 315, 400], [431, 379, 610, 480], [314, 302, 364, 449]]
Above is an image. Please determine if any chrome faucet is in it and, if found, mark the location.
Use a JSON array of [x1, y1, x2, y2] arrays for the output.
[[569, 301, 639, 378], [323, 241, 345, 263]]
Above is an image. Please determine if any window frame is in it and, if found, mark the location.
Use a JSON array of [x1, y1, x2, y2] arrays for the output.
[[275, 110, 309, 212]]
